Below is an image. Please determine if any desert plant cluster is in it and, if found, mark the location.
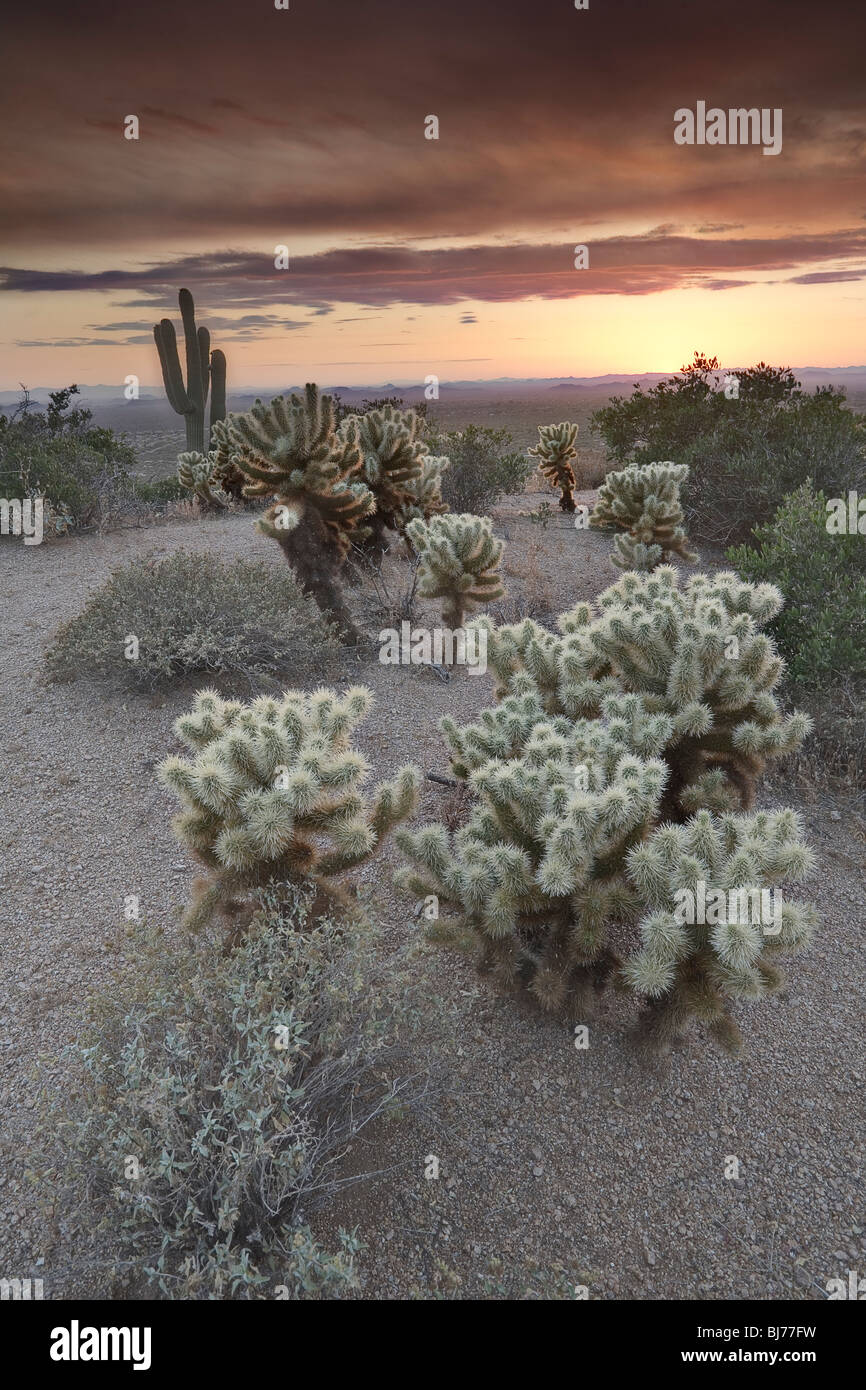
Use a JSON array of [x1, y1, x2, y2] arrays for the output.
[[21, 325, 864, 1301]]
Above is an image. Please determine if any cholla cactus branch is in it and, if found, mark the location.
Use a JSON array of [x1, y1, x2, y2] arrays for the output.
[[406, 512, 505, 633], [529, 422, 579, 512], [397, 689, 669, 1013], [476, 566, 811, 820], [622, 808, 817, 1053], [177, 451, 230, 510], [339, 405, 447, 549], [160, 686, 420, 937], [590, 461, 698, 571]]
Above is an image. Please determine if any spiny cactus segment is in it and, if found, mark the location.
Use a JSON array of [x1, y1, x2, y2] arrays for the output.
[[590, 460, 698, 571], [529, 422, 579, 512], [160, 685, 420, 938], [406, 512, 505, 632]]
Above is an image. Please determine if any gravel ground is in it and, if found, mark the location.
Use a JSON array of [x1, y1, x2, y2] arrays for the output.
[[0, 489, 862, 1300]]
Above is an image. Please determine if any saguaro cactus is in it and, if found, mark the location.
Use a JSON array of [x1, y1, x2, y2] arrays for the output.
[[406, 512, 505, 631], [227, 384, 375, 640], [529, 422, 579, 512], [160, 685, 420, 938], [590, 460, 698, 571], [154, 288, 227, 453]]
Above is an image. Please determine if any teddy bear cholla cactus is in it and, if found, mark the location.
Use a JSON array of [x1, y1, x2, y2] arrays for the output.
[[227, 384, 374, 640], [177, 450, 230, 510], [529, 421, 579, 512], [406, 512, 505, 633], [396, 678, 818, 1051], [391, 454, 450, 533], [590, 460, 698, 571], [176, 420, 248, 510], [396, 685, 671, 1014], [623, 808, 816, 1053], [473, 566, 810, 822], [338, 405, 448, 549], [160, 685, 420, 938]]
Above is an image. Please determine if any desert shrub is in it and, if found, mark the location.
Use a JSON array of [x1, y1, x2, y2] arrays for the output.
[[428, 425, 533, 515], [45, 551, 338, 689], [727, 485, 866, 688], [36, 887, 424, 1298], [591, 355, 866, 544], [0, 385, 174, 531]]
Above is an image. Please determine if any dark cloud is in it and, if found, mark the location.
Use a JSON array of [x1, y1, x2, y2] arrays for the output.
[[1, 1, 864, 247], [4, 230, 866, 316]]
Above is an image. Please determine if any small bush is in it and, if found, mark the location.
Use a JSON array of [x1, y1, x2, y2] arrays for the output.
[[727, 484, 866, 688], [36, 887, 424, 1298], [591, 355, 866, 544], [428, 424, 533, 515], [45, 551, 339, 690], [0, 385, 175, 531]]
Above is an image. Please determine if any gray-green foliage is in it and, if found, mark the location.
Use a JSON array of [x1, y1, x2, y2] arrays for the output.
[[37, 887, 421, 1298], [429, 424, 534, 516], [45, 551, 338, 690]]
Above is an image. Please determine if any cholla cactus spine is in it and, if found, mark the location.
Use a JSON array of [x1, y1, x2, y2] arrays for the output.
[[160, 685, 420, 937], [529, 422, 579, 512], [591, 460, 698, 571], [406, 512, 505, 632]]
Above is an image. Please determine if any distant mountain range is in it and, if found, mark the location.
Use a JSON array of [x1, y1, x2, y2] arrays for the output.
[[3, 367, 866, 411]]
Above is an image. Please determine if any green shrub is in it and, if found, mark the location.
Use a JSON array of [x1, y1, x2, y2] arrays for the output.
[[428, 424, 533, 515], [45, 551, 339, 690], [0, 385, 171, 531], [727, 484, 866, 687], [36, 887, 422, 1298], [591, 355, 866, 544]]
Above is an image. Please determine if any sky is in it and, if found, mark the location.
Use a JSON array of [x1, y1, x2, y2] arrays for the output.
[[2, 0, 865, 390]]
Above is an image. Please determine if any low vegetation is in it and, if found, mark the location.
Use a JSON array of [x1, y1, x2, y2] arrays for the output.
[[45, 552, 338, 690]]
